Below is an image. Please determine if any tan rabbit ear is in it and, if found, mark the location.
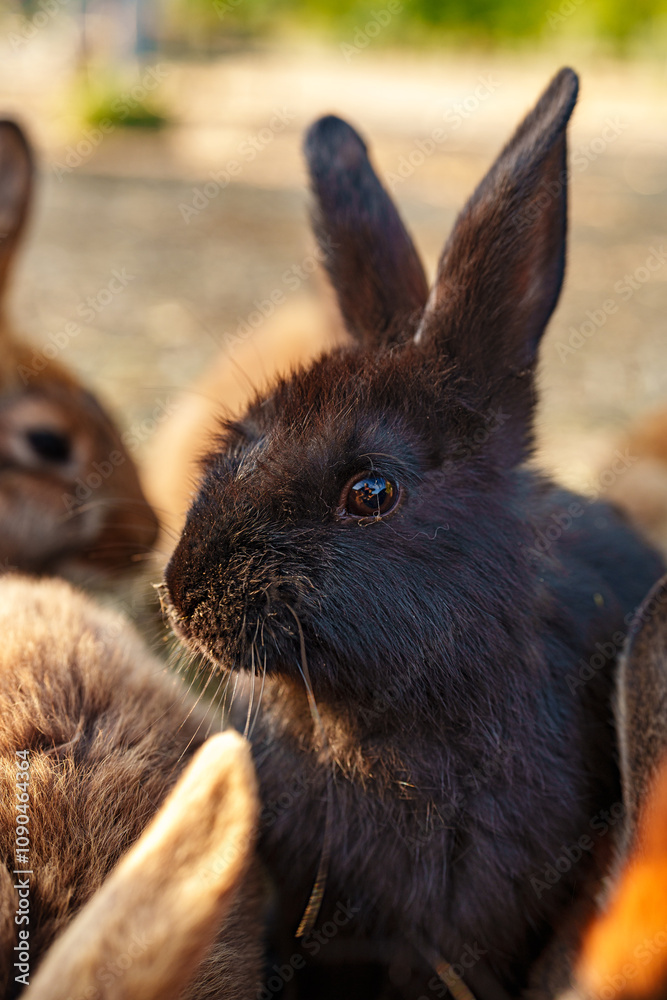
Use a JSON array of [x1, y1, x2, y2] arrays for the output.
[[24, 731, 260, 1000], [617, 573, 667, 843], [0, 120, 33, 299]]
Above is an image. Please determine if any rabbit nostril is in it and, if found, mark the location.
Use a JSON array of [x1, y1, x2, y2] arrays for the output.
[[26, 429, 72, 463]]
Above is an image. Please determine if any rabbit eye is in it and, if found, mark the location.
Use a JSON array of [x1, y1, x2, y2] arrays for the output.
[[343, 474, 399, 520], [26, 429, 71, 463]]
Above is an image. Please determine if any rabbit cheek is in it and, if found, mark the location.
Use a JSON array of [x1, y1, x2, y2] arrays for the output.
[[72, 494, 159, 575], [0, 475, 98, 574]]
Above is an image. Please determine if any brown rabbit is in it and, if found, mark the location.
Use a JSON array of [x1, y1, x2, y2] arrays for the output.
[[0, 119, 158, 580], [0, 575, 263, 999], [553, 575, 667, 1000]]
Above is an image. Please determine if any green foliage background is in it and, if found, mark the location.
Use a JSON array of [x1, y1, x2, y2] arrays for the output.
[[162, 0, 667, 51]]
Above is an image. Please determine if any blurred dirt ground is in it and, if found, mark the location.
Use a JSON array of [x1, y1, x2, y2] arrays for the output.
[[0, 43, 666, 499]]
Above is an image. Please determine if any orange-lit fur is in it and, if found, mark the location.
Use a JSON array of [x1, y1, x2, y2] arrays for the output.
[[576, 758, 667, 999], [605, 410, 667, 556]]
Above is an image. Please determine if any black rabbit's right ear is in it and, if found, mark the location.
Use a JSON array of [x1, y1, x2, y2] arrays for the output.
[[304, 115, 429, 348], [617, 574, 667, 844], [0, 120, 32, 299], [416, 68, 578, 463]]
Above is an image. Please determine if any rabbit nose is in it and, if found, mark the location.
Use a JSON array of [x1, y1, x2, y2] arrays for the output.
[[164, 530, 202, 623], [164, 551, 185, 618]]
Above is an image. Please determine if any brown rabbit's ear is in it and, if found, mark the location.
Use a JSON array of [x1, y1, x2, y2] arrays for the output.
[[616, 573, 667, 842], [416, 68, 578, 460], [0, 120, 32, 299], [24, 732, 260, 1000], [304, 115, 429, 348]]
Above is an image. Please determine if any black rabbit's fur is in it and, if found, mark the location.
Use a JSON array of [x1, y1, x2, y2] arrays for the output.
[[165, 68, 665, 998]]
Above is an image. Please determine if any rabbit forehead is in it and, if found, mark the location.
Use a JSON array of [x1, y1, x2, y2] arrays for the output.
[[208, 350, 460, 504], [240, 345, 465, 458]]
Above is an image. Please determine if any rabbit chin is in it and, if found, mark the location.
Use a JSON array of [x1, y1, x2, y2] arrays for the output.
[[164, 597, 300, 678]]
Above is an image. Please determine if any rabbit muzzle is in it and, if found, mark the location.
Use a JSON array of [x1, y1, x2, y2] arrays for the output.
[[164, 517, 317, 675]]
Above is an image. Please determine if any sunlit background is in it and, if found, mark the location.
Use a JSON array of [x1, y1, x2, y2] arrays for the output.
[[1, 0, 667, 498]]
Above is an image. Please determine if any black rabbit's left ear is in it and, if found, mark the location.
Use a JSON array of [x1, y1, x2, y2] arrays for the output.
[[304, 115, 429, 349], [416, 68, 578, 460], [0, 121, 32, 299]]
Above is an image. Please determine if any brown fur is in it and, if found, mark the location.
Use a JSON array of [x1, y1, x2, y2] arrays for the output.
[[0, 120, 158, 580], [0, 575, 263, 999]]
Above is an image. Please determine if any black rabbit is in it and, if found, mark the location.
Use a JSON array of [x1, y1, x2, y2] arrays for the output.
[[165, 68, 664, 999]]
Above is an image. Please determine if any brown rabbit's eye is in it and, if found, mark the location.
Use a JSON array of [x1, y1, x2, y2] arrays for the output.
[[26, 429, 71, 464], [344, 474, 399, 519]]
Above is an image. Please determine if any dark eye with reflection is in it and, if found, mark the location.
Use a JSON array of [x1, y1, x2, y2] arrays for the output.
[[343, 473, 400, 520], [26, 429, 72, 464]]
